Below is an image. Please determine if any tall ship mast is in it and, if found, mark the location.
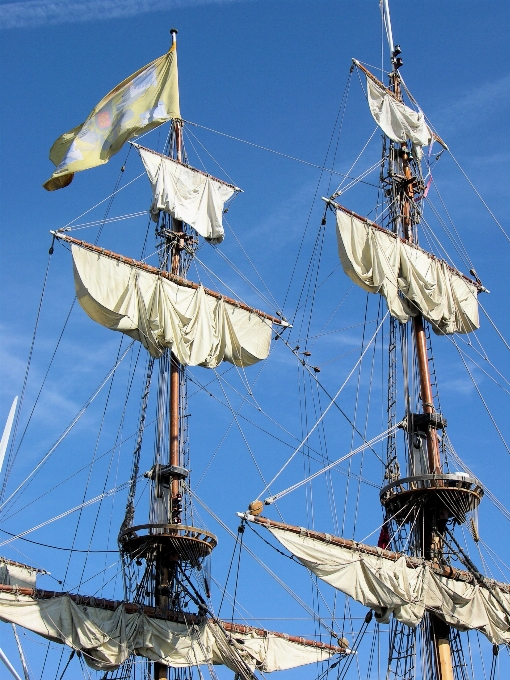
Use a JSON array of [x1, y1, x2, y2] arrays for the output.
[[0, 3, 509, 680]]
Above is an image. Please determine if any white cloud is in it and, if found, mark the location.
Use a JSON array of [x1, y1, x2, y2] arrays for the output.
[[0, 0, 254, 30]]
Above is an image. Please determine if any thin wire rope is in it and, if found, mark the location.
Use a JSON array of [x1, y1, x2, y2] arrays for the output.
[[9, 299, 76, 472], [451, 338, 510, 454], [184, 119, 382, 187], [1, 416, 156, 524], [256, 312, 388, 499], [185, 126, 238, 186], [60, 173, 145, 230], [0, 341, 135, 516], [186, 369, 379, 490], [283, 71, 354, 310], [224, 217, 282, 312], [189, 488, 339, 638], [77, 344, 142, 588], [448, 150, 510, 244], [341, 294, 370, 538], [65, 210, 149, 231], [478, 300, 510, 352], [266, 423, 399, 504], [61, 336, 126, 587], [1, 251, 53, 503], [0, 476, 142, 548]]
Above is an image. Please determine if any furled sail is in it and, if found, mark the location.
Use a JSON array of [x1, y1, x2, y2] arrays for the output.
[[0, 589, 345, 673], [67, 238, 277, 365], [243, 517, 510, 646], [0, 558, 44, 589], [365, 76, 431, 152], [135, 144, 238, 244], [335, 207, 480, 334]]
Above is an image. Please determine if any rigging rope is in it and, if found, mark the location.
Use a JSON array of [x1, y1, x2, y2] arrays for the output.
[[188, 487, 340, 639], [0, 342, 135, 516], [256, 312, 388, 499], [448, 150, 510, 244], [264, 423, 400, 505], [184, 119, 380, 187], [0, 249, 53, 504]]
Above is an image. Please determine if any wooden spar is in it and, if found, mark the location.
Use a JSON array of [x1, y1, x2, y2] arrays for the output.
[[131, 143, 241, 191], [352, 59, 448, 150], [241, 515, 510, 595], [53, 232, 289, 327], [0, 584, 348, 655], [324, 200, 483, 292]]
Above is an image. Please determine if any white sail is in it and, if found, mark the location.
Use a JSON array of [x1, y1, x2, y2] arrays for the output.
[[0, 559, 39, 590], [136, 145, 238, 244], [267, 526, 510, 646], [72, 244, 272, 366], [336, 208, 479, 334], [0, 592, 341, 673], [366, 76, 432, 154]]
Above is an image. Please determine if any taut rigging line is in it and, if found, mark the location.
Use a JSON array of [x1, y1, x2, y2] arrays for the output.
[[257, 311, 389, 500]]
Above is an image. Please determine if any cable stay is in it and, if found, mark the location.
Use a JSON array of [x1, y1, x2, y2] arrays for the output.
[[262, 423, 401, 506]]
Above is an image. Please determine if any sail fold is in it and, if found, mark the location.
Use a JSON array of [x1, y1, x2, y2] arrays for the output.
[[336, 209, 479, 334], [268, 526, 510, 645], [72, 244, 272, 365], [0, 593, 340, 672], [137, 146, 237, 244], [366, 77, 432, 155], [0, 559, 39, 589]]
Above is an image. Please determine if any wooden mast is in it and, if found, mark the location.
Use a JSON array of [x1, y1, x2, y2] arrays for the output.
[[391, 52, 454, 680], [154, 25, 180, 680]]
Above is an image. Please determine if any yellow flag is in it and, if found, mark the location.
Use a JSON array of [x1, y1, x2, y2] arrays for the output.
[[44, 44, 180, 191]]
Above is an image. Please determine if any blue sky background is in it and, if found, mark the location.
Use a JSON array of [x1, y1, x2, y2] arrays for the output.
[[0, 1, 509, 678]]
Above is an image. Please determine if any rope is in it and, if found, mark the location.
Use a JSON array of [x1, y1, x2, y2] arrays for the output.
[[0, 476, 142, 548], [0, 249, 53, 503], [448, 150, 510, 244], [256, 312, 388, 499], [65, 211, 149, 232], [185, 119, 379, 187], [188, 488, 339, 639], [1, 417, 156, 525], [264, 423, 400, 505], [478, 300, 510, 352], [452, 341, 510, 454], [60, 173, 145, 230], [0, 341, 134, 516], [7, 299, 76, 484]]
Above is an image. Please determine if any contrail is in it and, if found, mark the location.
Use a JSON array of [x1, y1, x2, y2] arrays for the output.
[[0, 0, 255, 30]]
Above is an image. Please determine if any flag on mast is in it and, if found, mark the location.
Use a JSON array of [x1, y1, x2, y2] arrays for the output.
[[43, 44, 180, 191]]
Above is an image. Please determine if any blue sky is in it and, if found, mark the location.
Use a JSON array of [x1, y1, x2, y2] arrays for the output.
[[0, 1, 509, 678]]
